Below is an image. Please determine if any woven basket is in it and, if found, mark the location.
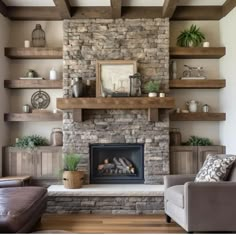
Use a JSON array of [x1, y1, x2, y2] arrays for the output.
[[63, 171, 84, 189]]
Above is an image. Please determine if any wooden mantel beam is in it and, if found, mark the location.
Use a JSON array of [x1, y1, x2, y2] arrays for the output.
[[110, 0, 122, 18], [162, 0, 178, 18], [222, 0, 236, 18], [53, 0, 71, 19], [0, 0, 8, 17]]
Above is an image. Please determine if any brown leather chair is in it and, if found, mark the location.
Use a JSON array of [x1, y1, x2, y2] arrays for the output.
[[0, 180, 47, 233]]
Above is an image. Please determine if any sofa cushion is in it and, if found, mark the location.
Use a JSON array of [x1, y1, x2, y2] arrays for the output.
[[195, 154, 236, 182], [165, 185, 184, 209], [0, 187, 47, 233]]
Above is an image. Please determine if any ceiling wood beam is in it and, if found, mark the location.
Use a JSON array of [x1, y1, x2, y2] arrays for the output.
[[222, 0, 236, 18], [7, 7, 61, 20], [110, 0, 122, 19], [53, 0, 71, 19], [162, 0, 178, 18], [172, 6, 222, 20], [122, 7, 162, 18], [72, 7, 112, 19], [0, 0, 8, 17]]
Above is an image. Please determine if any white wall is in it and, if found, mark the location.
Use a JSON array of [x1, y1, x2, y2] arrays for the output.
[[219, 8, 236, 153], [0, 14, 10, 175], [170, 21, 221, 144], [8, 21, 63, 143]]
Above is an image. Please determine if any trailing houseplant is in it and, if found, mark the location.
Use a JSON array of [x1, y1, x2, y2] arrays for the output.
[[183, 136, 212, 146], [62, 153, 84, 189], [15, 135, 48, 150], [177, 24, 205, 47], [145, 80, 160, 97]]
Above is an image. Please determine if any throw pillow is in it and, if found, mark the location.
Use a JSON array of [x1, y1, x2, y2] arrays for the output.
[[195, 154, 236, 182]]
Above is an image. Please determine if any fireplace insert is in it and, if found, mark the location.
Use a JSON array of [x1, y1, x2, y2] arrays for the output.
[[90, 143, 144, 184]]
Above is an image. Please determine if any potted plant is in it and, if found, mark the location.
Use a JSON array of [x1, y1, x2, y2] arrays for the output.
[[62, 153, 84, 189], [15, 135, 48, 150], [183, 136, 212, 146], [145, 80, 160, 97], [177, 24, 205, 47]]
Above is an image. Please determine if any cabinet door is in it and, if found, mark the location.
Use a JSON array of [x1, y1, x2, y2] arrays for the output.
[[3, 148, 35, 176], [198, 146, 226, 170], [35, 147, 62, 179], [170, 146, 198, 175]]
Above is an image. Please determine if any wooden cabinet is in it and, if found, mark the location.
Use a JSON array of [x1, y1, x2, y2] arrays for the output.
[[3, 147, 62, 184], [170, 145, 225, 174]]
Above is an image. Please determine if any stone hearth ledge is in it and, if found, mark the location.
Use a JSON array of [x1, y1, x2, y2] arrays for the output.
[[48, 184, 164, 197]]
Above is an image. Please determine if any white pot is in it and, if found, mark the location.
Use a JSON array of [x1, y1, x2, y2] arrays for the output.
[[148, 92, 157, 97]]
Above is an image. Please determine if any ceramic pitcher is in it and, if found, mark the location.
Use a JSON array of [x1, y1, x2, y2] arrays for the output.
[[186, 100, 198, 113]]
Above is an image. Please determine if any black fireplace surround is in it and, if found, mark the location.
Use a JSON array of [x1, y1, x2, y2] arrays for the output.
[[90, 143, 144, 184]]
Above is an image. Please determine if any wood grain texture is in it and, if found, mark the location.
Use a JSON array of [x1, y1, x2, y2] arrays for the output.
[[148, 108, 159, 122], [72, 7, 112, 19], [0, 0, 8, 17], [222, 0, 236, 17], [4, 113, 63, 122], [169, 79, 226, 89], [162, 0, 177, 18], [170, 47, 226, 59], [57, 97, 175, 110], [36, 214, 185, 234], [122, 7, 162, 18], [53, 0, 71, 19], [4, 80, 63, 89], [111, 0, 122, 18], [170, 113, 226, 121], [7, 7, 61, 20], [172, 6, 223, 20], [5, 47, 63, 59]]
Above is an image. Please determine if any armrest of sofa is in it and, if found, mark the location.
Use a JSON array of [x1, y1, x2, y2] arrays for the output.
[[184, 182, 236, 231], [0, 180, 23, 188], [164, 175, 195, 189]]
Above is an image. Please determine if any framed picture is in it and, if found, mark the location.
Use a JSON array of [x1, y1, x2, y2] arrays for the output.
[[96, 60, 137, 97]]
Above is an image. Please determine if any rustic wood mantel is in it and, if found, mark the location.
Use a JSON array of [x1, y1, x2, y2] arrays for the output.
[[57, 97, 175, 122]]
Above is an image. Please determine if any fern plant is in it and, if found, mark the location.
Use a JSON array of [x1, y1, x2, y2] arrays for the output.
[[63, 154, 81, 171], [15, 135, 48, 149], [145, 80, 160, 93], [177, 24, 205, 47], [184, 136, 212, 146]]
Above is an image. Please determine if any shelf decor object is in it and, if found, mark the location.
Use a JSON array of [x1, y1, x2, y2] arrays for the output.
[[32, 24, 46, 47]]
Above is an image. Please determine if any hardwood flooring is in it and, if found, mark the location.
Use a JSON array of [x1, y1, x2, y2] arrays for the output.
[[36, 214, 185, 233]]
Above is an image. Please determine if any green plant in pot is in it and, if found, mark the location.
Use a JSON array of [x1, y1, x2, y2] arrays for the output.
[[15, 135, 48, 150], [183, 136, 212, 146], [177, 24, 205, 47], [62, 153, 84, 189], [145, 80, 160, 97]]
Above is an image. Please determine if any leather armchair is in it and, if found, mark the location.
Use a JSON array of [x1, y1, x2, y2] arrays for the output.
[[164, 168, 236, 232], [0, 180, 47, 233]]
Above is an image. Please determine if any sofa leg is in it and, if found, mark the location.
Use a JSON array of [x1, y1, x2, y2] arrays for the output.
[[165, 214, 171, 223]]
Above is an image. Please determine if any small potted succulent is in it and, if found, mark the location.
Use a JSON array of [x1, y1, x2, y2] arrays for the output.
[[177, 24, 205, 47], [62, 153, 84, 189], [145, 80, 160, 97]]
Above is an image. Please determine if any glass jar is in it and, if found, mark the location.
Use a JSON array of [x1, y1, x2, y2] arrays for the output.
[[50, 128, 63, 146], [32, 24, 46, 47], [170, 128, 182, 146]]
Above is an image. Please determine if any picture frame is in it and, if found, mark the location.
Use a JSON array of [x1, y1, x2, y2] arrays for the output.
[[96, 60, 137, 97]]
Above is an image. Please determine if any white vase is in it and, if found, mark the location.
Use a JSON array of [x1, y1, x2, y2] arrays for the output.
[[50, 68, 57, 80], [148, 92, 157, 97]]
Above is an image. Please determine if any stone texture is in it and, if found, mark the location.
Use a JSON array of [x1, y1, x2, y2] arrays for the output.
[[63, 18, 170, 185]]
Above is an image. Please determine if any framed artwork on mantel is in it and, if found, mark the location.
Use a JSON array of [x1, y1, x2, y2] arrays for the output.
[[96, 60, 137, 97]]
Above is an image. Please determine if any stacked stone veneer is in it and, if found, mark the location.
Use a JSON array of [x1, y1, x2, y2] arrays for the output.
[[63, 18, 170, 184]]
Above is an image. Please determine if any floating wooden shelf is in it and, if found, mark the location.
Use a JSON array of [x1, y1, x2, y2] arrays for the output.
[[4, 113, 63, 122], [5, 47, 63, 59], [57, 97, 175, 122], [170, 112, 226, 121], [169, 47, 226, 59], [4, 80, 63, 89], [169, 79, 226, 89]]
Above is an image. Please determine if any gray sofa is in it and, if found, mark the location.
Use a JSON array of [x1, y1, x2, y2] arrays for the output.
[[164, 161, 236, 233]]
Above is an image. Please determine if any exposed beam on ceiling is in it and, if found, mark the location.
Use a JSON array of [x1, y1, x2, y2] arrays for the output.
[[162, 0, 178, 18], [53, 0, 71, 19], [72, 7, 112, 19], [122, 7, 162, 18], [110, 0, 122, 18], [172, 6, 223, 20], [7, 7, 61, 20], [222, 0, 236, 17], [0, 0, 8, 17]]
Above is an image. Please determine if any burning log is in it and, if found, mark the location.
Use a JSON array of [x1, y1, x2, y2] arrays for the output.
[[97, 163, 115, 171]]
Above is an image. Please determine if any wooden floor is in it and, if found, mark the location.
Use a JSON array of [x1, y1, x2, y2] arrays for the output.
[[36, 214, 185, 234]]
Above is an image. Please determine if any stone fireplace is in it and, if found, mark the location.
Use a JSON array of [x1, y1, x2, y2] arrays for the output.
[[63, 18, 170, 185], [90, 143, 144, 184]]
